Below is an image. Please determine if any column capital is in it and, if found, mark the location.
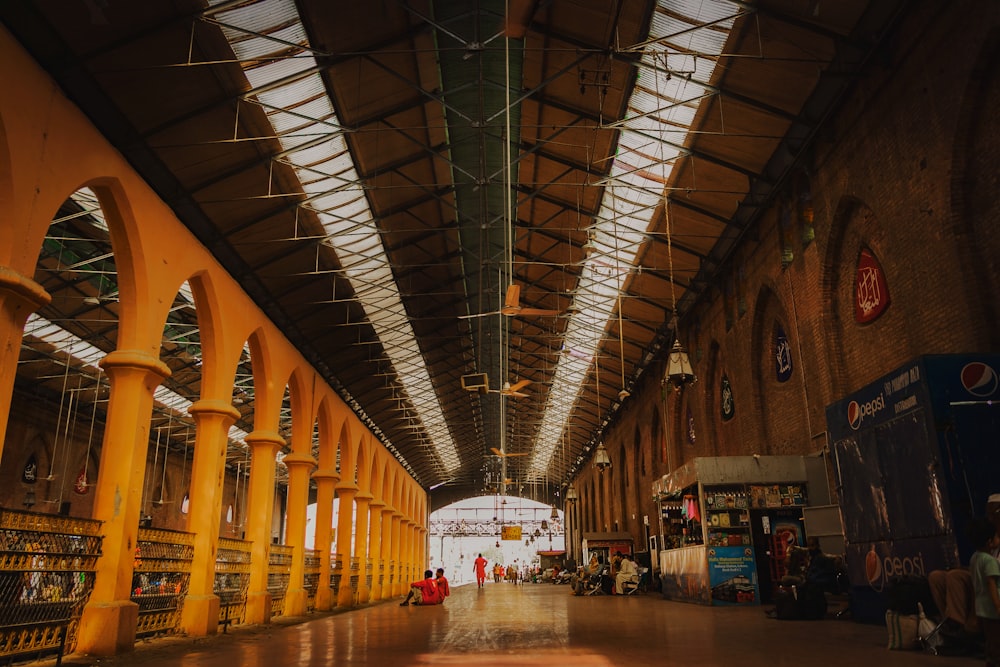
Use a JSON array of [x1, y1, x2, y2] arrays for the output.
[[311, 468, 341, 483], [355, 491, 374, 503], [0, 266, 50, 309], [369, 500, 386, 510], [99, 349, 171, 380], [245, 430, 286, 449], [335, 481, 359, 494], [282, 451, 316, 469], [188, 399, 241, 422]]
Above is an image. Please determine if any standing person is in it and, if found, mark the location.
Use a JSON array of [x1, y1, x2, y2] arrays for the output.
[[435, 568, 451, 601], [399, 570, 441, 606], [473, 553, 488, 588], [969, 517, 1000, 667]]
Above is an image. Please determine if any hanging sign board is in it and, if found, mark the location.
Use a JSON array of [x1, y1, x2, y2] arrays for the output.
[[501, 525, 522, 541], [22, 454, 38, 484], [74, 467, 89, 495]]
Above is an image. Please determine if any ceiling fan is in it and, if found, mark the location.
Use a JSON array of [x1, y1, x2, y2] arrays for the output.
[[490, 447, 529, 458], [460, 374, 532, 398], [460, 284, 565, 319]]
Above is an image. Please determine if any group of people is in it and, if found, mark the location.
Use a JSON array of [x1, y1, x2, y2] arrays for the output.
[[569, 551, 640, 596], [399, 567, 451, 606], [927, 494, 1000, 664]]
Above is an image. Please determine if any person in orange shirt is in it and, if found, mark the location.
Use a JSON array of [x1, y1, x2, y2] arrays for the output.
[[436, 568, 451, 601], [400, 570, 440, 606], [473, 554, 488, 588]]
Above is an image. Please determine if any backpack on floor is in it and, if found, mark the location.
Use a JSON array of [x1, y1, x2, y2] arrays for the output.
[[774, 584, 827, 620], [774, 586, 800, 620]]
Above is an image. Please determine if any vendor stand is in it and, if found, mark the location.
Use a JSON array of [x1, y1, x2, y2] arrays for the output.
[[580, 532, 633, 567], [654, 455, 828, 605]]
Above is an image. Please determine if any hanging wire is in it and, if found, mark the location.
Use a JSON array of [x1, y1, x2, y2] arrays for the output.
[[611, 180, 628, 395], [145, 422, 162, 516], [658, 50, 680, 326], [47, 344, 75, 480]]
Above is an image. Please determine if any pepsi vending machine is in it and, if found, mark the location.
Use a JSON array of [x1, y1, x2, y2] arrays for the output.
[[825, 354, 999, 623]]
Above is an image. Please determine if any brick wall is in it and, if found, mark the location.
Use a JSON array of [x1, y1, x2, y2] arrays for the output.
[[573, 1, 1000, 542]]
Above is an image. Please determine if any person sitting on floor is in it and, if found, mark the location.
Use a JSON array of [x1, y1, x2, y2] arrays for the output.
[[435, 567, 451, 601], [400, 569, 441, 606], [928, 494, 1000, 639]]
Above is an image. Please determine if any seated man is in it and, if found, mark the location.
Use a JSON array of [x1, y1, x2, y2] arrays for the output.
[[573, 556, 604, 595], [615, 553, 639, 594], [400, 569, 441, 606], [928, 494, 1000, 637], [435, 568, 451, 601]]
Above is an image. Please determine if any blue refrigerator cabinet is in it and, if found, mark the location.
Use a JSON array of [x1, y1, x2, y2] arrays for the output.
[[825, 354, 1000, 623]]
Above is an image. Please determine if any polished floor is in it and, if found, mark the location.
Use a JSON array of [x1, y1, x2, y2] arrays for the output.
[[55, 582, 980, 667]]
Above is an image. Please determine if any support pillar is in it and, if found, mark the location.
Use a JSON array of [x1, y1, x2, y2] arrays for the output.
[[366, 500, 385, 600], [243, 431, 285, 625], [402, 519, 414, 586], [417, 526, 427, 576], [353, 492, 372, 603], [0, 267, 50, 463], [334, 483, 358, 608], [376, 506, 393, 599], [281, 452, 316, 616], [389, 511, 403, 595], [180, 399, 240, 636], [76, 350, 170, 656], [311, 468, 339, 611]]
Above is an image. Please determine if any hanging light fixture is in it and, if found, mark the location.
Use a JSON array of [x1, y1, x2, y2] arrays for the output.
[[662, 196, 696, 389], [593, 352, 612, 472], [550, 505, 559, 520], [593, 442, 611, 472], [565, 484, 579, 501], [665, 336, 696, 389]]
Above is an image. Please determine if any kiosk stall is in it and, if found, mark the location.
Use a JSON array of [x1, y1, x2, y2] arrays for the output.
[[580, 532, 633, 567], [654, 455, 829, 605], [825, 354, 1000, 623]]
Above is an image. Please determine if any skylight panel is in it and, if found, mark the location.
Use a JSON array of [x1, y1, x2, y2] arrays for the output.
[[211, 0, 461, 477], [527, 0, 739, 479]]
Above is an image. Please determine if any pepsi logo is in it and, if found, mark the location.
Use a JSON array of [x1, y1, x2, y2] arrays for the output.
[[847, 401, 862, 430], [846, 393, 885, 430], [961, 362, 998, 397]]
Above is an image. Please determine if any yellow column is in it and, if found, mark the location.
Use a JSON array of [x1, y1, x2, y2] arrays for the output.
[[311, 468, 339, 611], [76, 350, 170, 656], [334, 482, 358, 608], [281, 452, 315, 616], [417, 526, 427, 575], [353, 492, 372, 603], [402, 519, 414, 585], [377, 506, 394, 600], [389, 511, 403, 595], [0, 267, 50, 462], [180, 399, 240, 636], [366, 500, 385, 600], [243, 431, 284, 625]]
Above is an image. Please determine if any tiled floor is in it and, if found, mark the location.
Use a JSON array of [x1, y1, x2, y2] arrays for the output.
[[56, 583, 981, 667]]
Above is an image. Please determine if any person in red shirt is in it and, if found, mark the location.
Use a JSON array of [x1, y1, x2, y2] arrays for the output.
[[400, 570, 440, 606], [435, 568, 451, 600], [473, 554, 488, 588]]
